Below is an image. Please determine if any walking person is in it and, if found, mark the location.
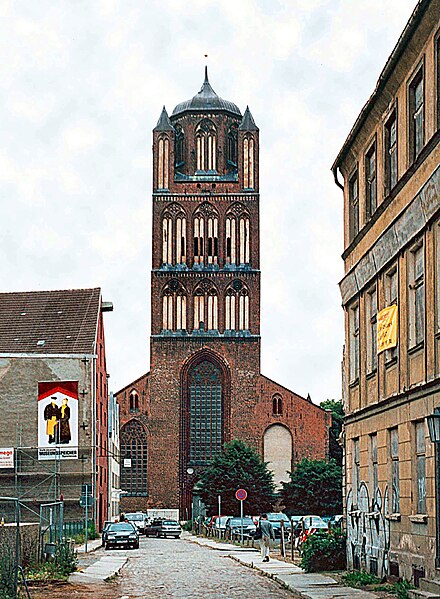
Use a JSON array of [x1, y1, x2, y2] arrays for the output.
[[259, 514, 275, 562]]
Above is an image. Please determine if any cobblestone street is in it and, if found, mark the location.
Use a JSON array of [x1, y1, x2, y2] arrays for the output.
[[118, 535, 294, 598]]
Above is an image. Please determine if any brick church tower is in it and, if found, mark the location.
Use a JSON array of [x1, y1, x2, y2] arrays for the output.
[[149, 69, 261, 516], [115, 71, 330, 519]]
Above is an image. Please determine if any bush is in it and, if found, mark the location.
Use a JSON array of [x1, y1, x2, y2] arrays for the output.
[[54, 541, 77, 576], [182, 520, 193, 532], [341, 570, 380, 587], [300, 529, 346, 573]]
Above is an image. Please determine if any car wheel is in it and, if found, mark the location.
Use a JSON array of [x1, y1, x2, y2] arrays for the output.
[[105, 543, 109, 550], [134, 542, 139, 549]]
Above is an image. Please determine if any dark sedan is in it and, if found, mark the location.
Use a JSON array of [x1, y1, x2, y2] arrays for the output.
[[104, 522, 139, 550]]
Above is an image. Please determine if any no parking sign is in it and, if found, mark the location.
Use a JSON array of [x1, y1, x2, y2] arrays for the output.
[[235, 488, 247, 501]]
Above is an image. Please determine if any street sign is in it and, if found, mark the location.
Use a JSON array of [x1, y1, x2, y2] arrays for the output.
[[235, 489, 247, 501], [79, 495, 95, 508]]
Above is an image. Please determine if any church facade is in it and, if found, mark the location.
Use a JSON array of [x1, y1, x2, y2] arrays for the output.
[[116, 72, 331, 517]]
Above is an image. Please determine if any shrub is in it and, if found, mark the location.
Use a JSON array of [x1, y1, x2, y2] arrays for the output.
[[54, 541, 77, 576], [341, 570, 380, 587], [300, 529, 346, 573]]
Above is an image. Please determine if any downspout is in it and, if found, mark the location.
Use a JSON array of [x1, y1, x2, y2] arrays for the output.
[[92, 354, 97, 530]]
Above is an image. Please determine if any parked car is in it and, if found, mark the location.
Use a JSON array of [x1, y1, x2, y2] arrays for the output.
[[125, 512, 147, 534], [104, 522, 139, 550], [145, 518, 163, 536], [156, 519, 182, 538], [225, 517, 256, 538], [265, 513, 292, 539], [293, 515, 329, 548], [213, 515, 232, 536]]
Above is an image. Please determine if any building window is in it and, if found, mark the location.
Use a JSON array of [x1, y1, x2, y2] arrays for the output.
[[129, 390, 139, 413], [207, 291, 218, 330], [436, 223, 440, 333], [227, 124, 238, 172], [349, 303, 360, 383], [366, 287, 377, 374], [162, 281, 187, 332], [353, 438, 360, 507], [384, 108, 398, 194], [196, 119, 216, 171], [243, 136, 255, 188], [176, 216, 186, 264], [415, 421, 426, 514], [348, 170, 359, 242], [120, 420, 148, 496], [162, 216, 172, 264], [193, 283, 218, 331], [239, 217, 250, 264], [162, 206, 186, 265], [207, 217, 218, 265], [226, 206, 250, 266], [225, 281, 249, 331], [385, 266, 398, 362], [365, 141, 377, 219], [436, 33, 440, 130], [158, 137, 169, 189], [193, 206, 218, 265], [225, 217, 236, 264], [370, 433, 378, 498], [409, 66, 424, 163], [174, 124, 185, 173], [189, 360, 223, 466], [408, 243, 424, 348], [389, 427, 400, 513], [272, 394, 283, 415]]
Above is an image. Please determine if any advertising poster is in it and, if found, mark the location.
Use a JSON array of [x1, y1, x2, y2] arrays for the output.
[[0, 448, 14, 469], [38, 381, 79, 460], [377, 304, 398, 353]]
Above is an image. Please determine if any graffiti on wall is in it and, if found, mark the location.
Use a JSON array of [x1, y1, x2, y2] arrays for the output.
[[346, 482, 390, 576]]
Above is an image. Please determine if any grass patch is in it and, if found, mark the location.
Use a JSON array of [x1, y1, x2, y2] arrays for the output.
[[341, 571, 414, 598]]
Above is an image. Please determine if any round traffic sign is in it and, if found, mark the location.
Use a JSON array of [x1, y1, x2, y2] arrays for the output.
[[235, 488, 247, 501]]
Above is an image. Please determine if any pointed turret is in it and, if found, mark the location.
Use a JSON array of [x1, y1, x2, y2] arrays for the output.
[[239, 106, 258, 131], [154, 106, 174, 132]]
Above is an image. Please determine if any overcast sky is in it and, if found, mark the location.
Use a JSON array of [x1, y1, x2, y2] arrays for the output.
[[0, 0, 418, 403]]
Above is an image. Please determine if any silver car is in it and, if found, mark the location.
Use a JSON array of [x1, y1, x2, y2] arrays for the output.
[[158, 519, 182, 538]]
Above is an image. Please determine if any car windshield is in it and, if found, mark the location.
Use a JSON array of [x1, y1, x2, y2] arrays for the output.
[[229, 518, 254, 525], [216, 517, 229, 525], [126, 514, 143, 521], [109, 523, 135, 532], [163, 520, 179, 525], [268, 514, 289, 521], [304, 517, 327, 528]]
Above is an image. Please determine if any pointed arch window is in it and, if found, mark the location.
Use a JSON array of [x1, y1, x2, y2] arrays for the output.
[[174, 124, 185, 172], [158, 137, 169, 190], [162, 206, 186, 266], [272, 394, 283, 415], [225, 280, 249, 331], [193, 204, 218, 265], [162, 280, 187, 331], [243, 136, 255, 189], [120, 420, 148, 496], [196, 119, 217, 172], [188, 360, 223, 465], [225, 205, 250, 266], [193, 282, 218, 331], [129, 390, 139, 413], [227, 123, 238, 172]]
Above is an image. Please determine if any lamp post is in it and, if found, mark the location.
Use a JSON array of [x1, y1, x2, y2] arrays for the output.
[[427, 408, 440, 568]]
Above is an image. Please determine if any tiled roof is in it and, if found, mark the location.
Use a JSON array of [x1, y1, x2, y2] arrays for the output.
[[0, 288, 102, 354]]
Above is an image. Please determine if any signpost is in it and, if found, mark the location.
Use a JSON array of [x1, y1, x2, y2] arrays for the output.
[[235, 489, 247, 546], [79, 484, 94, 553]]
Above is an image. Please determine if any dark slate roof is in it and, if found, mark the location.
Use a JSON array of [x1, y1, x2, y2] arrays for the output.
[[239, 106, 258, 131], [153, 106, 174, 132], [172, 68, 241, 118], [0, 288, 102, 354]]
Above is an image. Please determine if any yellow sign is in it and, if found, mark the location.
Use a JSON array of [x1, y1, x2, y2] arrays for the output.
[[377, 304, 398, 353]]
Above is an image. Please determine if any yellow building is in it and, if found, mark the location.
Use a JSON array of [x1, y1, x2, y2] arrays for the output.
[[332, 0, 440, 587]]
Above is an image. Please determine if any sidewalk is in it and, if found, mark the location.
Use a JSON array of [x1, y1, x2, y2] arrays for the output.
[[69, 537, 127, 584], [186, 535, 380, 599]]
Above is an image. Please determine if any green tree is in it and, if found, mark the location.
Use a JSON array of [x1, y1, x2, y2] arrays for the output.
[[281, 458, 342, 516], [320, 399, 344, 465], [197, 440, 276, 515]]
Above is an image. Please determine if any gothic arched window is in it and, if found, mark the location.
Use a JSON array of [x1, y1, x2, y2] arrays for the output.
[[225, 280, 249, 331], [243, 135, 255, 189], [272, 394, 283, 415], [193, 281, 218, 331], [162, 205, 186, 265], [162, 280, 187, 331], [158, 136, 169, 189], [120, 420, 148, 496], [174, 124, 185, 172], [225, 204, 250, 266], [196, 119, 217, 172], [193, 203, 218, 265], [189, 360, 223, 465], [227, 123, 238, 172], [129, 390, 139, 413]]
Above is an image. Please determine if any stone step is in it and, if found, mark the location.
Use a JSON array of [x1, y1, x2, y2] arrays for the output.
[[421, 579, 440, 594], [407, 589, 440, 599]]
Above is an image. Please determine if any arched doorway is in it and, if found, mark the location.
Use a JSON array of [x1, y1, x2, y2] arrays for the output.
[[263, 424, 292, 490]]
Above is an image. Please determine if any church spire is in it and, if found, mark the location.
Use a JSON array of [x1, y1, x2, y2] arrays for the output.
[[153, 106, 174, 132], [239, 106, 258, 131]]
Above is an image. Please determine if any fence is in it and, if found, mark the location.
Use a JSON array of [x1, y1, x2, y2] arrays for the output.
[[63, 519, 94, 538]]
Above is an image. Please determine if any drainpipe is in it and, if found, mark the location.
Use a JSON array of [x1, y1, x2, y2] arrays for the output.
[[91, 355, 97, 530]]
